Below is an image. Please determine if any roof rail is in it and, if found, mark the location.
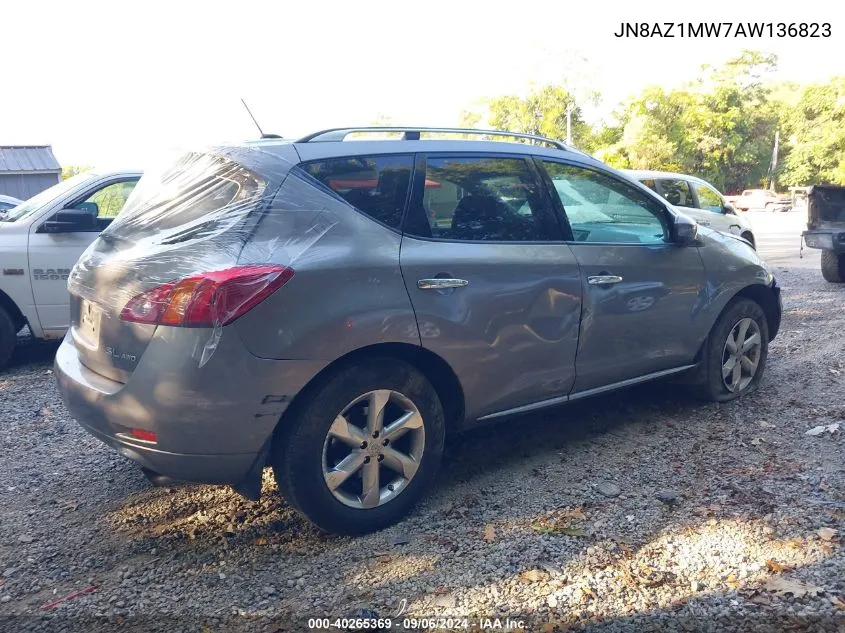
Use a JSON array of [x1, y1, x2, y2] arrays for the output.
[[295, 127, 570, 150]]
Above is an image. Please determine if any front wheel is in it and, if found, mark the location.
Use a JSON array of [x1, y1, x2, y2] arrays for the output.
[[821, 250, 845, 283], [690, 298, 769, 402], [0, 307, 17, 370], [272, 359, 445, 535]]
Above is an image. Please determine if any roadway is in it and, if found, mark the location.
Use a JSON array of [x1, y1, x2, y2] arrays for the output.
[[744, 208, 818, 271]]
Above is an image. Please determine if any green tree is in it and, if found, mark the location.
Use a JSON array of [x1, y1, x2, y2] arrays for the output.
[[472, 85, 596, 150], [600, 51, 780, 192], [778, 77, 845, 186], [62, 165, 93, 180]]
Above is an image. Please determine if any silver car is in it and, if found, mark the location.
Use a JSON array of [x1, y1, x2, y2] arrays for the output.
[[55, 127, 782, 534], [624, 170, 757, 249]]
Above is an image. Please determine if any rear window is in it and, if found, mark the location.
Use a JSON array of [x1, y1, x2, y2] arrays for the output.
[[300, 155, 413, 229], [103, 152, 265, 243]]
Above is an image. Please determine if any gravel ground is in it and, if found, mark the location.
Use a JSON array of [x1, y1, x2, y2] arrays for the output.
[[0, 264, 843, 633]]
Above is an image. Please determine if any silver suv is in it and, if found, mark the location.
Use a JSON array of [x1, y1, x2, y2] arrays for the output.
[[55, 127, 782, 534]]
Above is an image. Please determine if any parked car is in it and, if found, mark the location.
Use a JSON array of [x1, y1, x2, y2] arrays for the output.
[[0, 170, 141, 366], [55, 128, 782, 535], [801, 184, 845, 282], [624, 170, 757, 249], [0, 194, 23, 213], [728, 189, 791, 212]]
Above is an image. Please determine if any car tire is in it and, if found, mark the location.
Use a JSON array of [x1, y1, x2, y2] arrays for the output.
[[690, 298, 769, 402], [741, 232, 756, 250], [271, 358, 445, 535], [821, 250, 845, 283], [0, 307, 17, 370], [765, 202, 774, 212]]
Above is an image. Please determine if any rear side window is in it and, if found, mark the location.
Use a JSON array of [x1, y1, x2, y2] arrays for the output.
[[302, 155, 413, 229], [407, 155, 551, 242], [658, 179, 694, 207]]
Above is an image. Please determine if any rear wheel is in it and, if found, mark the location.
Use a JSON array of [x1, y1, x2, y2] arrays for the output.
[[690, 298, 769, 402], [0, 307, 17, 370], [272, 359, 445, 535], [765, 202, 774, 212], [821, 250, 845, 283]]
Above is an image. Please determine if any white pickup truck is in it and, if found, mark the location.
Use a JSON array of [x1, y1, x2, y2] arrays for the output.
[[0, 170, 141, 367]]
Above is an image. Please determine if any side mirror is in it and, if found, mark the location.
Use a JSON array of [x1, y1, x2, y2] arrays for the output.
[[723, 203, 737, 215], [42, 205, 98, 233], [673, 213, 698, 245]]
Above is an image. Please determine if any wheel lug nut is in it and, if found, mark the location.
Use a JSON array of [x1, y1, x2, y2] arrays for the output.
[[382, 439, 389, 446], [377, 455, 384, 462], [360, 441, 368, 449], [373, 430, 380, 438], [364, 456, 371, 464]]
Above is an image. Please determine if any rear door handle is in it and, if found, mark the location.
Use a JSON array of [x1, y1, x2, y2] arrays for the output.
[[587, 275, 623, 286], [418, 278, 469, 290]]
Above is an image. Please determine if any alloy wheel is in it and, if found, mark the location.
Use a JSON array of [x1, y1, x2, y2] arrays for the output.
[[322, 389, 425, 509], [721, 317, 762, 393]]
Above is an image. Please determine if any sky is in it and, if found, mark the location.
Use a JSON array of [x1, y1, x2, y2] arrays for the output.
[[1, 0, 842, 168]]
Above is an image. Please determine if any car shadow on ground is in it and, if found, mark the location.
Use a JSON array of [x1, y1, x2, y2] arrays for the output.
[[102, 380, 697, 547], [7, 336, 60, 370]]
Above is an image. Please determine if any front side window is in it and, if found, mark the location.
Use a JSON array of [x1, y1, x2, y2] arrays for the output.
[[694, 182, 724, 213], [410, 155, 550, 242], [81, 180, 139, 220], [302, 155, 413, 229], [640, 178, 657, 193], [540, 161, 668, 244], [658, 179, 694, 207]]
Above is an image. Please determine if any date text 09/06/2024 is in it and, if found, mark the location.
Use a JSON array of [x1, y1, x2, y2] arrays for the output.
[[307, 617, 526, 630], [614, 22, 831, 38]]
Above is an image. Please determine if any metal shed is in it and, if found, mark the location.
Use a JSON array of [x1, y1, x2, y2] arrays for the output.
[[0, 146, 62, 200]]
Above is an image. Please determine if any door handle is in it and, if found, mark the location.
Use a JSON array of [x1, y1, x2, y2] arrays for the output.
[[417, 278, 469, 290], [587, 275, 623, 286]]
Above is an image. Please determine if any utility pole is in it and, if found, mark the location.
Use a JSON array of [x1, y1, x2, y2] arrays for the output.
[[768, 130, 779, 190]]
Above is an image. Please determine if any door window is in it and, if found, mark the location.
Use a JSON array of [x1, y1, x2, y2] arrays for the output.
[[694, 182, 724, 213], [407, 155, 552, 242], [658, 179, 694, 207], [300, 155, 413, 229], [540, 161, 668, 244], [75, 179, 140, 230]]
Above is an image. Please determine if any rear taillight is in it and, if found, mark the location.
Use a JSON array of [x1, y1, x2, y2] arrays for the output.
[[129, 428, 157, 443], [120, 265, 294, 327]]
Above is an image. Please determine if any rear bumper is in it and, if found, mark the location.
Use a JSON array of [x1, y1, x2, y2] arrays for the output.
[[54, 330, 329, 486], [803, 229, 845, 252], [72, 413, 259, 483]]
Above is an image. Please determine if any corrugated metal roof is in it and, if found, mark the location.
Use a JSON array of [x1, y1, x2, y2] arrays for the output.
[[0, 146, 61, 173]]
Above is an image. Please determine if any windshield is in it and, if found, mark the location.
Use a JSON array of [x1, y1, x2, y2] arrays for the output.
[[2, 173, 98, 222]]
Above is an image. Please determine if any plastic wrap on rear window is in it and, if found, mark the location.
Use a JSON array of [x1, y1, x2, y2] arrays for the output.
[[67, 144, 339, 368]]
